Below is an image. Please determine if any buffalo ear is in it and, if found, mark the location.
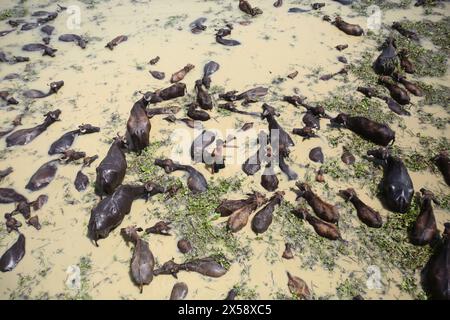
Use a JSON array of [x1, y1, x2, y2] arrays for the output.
[[136, 227, 143, 232], [261, 108, 269, 117], [144, 182, 154, 192], [143, 92, 153, 102]]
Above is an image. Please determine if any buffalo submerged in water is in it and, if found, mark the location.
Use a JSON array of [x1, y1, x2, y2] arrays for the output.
[[88, 182, 165, 246], [367, 148, 414, 213]]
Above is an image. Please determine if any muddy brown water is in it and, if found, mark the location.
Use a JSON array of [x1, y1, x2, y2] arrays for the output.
[[0, 0, 449, 299]]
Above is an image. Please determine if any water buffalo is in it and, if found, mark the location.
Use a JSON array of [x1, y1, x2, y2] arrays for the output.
[[251, 191, 284, 234], [422, 223, 450, 300], [95, 136, 127, 197], [0, 233, 25, 272], [25, 160, 59, 191], [339, 188, 382, 228], [373, 37, 397, 75], [155, 159, 207, 194], [105, 35, 128, 50], [410, 189, 440, 246], [367, 148, 414, 213], [88, 183, 164, 245], [23, 81, 64, 98], [126, 92, 152, 153], [6, 110, 61, 147], [433, 152, 450, 186], [49, 124, 100, 155], [295, 182, 340, 223], [332, 17, 364, 36], [330, 113, 395, 146], [58, 34, 87, 49], [202, 61, 220, 88]]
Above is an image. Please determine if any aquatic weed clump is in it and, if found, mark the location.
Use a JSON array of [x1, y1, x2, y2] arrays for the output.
[[130, 141, 164, 181], [352, 0, 413, 15], [229, 283, 259, 300], [131, 143, 248, 262], [0, 4, 27, 21], [320, 157, 381, 196], [71, 255, 94, 300], [276, 201, 345, 271], [352, 197, 433, 299], [335, 276, 367, 300], [163, 177, 249, 263], [354, 197, 433, 272], [418, 82, 450, 109], [401, 17, 450, 54], [349, 51, 380, 86], [391, 135, 450, 172], [274, 141, 436, 298], [350, 26, 448, 107], [390, 34, 447, 78], [320, 94, 400, 125]]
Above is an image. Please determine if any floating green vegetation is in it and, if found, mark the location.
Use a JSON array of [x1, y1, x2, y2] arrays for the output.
[[340, 196, 434, 299], [79, 0, 108, 9], [131, 142, 249, 264], [272, 290, 295, 300], [335, 275, 366, 300], [72, 255, 93, 300], [417, 0, 449, 13], [355, 198, 433, 272], [9, 274, 40, 299], [275, 157, 436, 298], [209, 84, 226, 96], [162, 178, 248, 264], [437, 193, 450, 211], [321, 157, 381, 195], [416, 110, 447, 130], [352, 0, 412, 15], [305, 66, 324, 83], [398, 274, 427, 300], [231, 283, 259, 300], [276, 201, 345, 271], [164, 14, 188, 29], [391, 34, 447, 78], [392, 134, 450, 172], [319, 88, 448, 173], [400, 17, 450, 54], [320, 94, 400, 125], [6, 246, 57, 299], [101, 111, 125, 137], [419, 82, 450, 110], [0, 9, 13, 20], [349, 51, 379, 86], [0, 5, 27, 20], [344, 135, 377, 159], [355, 29, 447, 83], [217, 107, 232, 117], [130, 141, 165, 182]]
